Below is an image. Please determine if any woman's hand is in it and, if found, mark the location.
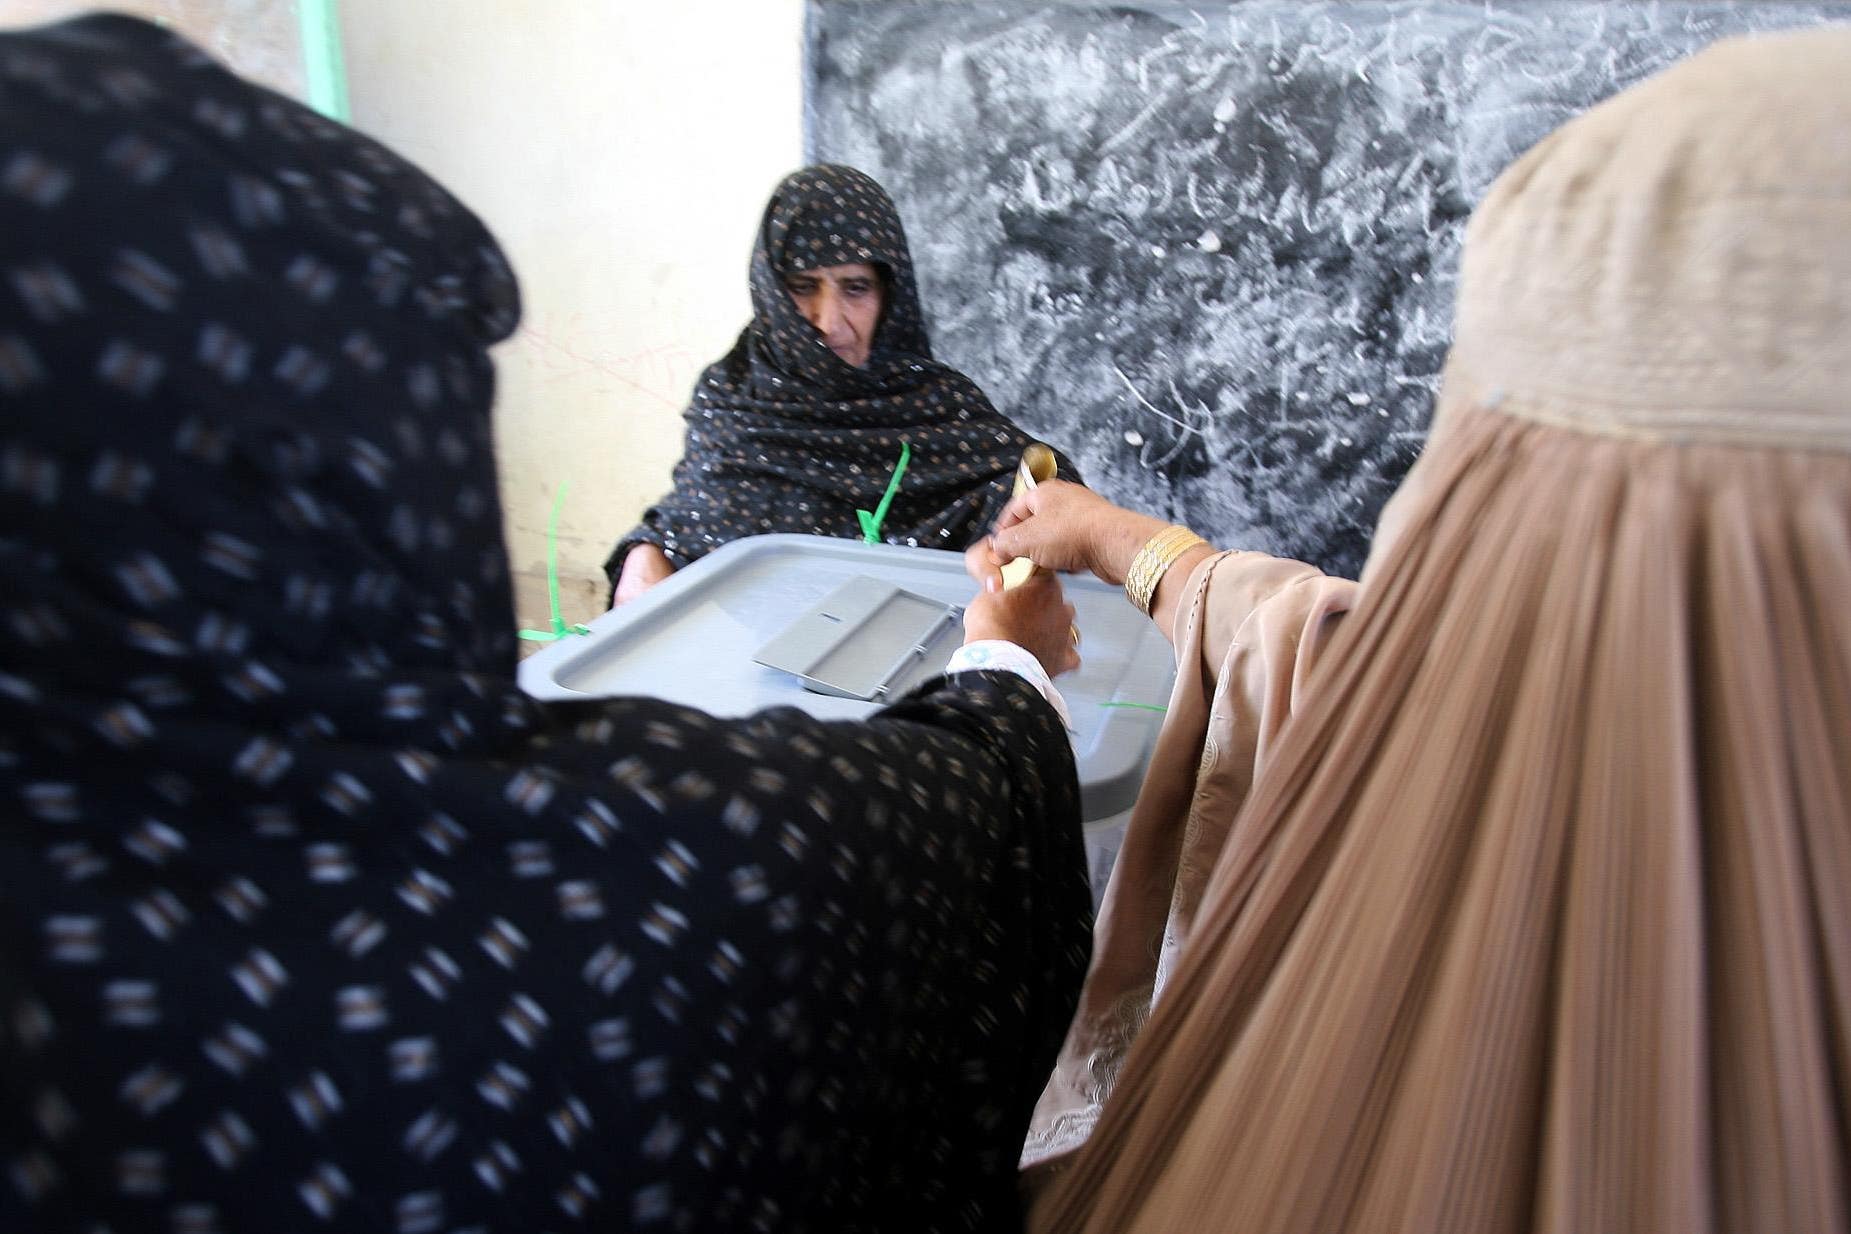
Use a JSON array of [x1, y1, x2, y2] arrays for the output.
[[612, 543, 675, 607], [966, 480, 1171, 591], [962, 571, 1081, 678]]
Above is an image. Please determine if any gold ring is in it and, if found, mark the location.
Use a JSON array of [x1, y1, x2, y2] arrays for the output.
[[1069, 624, 1081, 647]]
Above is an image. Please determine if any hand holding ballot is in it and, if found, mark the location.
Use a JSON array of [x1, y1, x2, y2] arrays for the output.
[[962, 569, 1082, 678]]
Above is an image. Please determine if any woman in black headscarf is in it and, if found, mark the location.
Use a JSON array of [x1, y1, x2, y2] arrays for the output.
[[0, 16, 1089, 1233], [607, 164, 1079, 605]]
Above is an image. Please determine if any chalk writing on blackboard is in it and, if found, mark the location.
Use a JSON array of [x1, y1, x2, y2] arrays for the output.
[[808, 0, 1851, 576]]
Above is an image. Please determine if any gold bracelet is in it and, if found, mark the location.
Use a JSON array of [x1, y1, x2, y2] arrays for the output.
[[1123, 524, 1208, 616]]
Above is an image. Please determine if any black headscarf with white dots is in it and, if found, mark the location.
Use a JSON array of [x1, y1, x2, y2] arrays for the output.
[[606, 164, 1077, 583], [0, 20, 1091, 1231]]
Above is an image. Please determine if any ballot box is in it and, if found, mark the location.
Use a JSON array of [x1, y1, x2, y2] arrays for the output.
[[517, 534, 1175, 827]]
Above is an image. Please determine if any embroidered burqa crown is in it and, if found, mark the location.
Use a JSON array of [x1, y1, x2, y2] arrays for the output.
[[1448, 24, 1851, 452]]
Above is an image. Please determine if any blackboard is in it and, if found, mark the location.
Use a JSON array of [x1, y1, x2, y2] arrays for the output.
[[806, 1, 1851, 577]]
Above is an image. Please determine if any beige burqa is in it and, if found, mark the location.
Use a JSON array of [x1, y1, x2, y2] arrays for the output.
[[1027, 25, 1851, 1234]]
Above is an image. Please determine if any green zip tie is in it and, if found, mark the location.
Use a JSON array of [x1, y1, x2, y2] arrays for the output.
[[519, 483, 592, 642], [856, 441, 911, 544], [1101, 701, 1168, 713], [298, 0, 350, 123]]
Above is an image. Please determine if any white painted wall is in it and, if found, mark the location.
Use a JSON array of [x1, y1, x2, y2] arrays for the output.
[[341, 2, 807, 630]]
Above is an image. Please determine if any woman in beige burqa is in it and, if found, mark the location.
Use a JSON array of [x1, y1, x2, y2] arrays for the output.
[[972, 24, 1851, 1233]]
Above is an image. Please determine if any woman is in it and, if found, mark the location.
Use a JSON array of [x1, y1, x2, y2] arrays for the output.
[[607, 163, 1079, 606], [0, 16, 1090, 1232], [972, 26, 1851, 1232]]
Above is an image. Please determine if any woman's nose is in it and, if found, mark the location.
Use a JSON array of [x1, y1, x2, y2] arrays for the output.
[[806, 288, 844, 335]]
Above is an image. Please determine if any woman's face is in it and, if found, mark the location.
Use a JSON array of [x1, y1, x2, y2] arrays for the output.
[[783, 261, 883, 367]]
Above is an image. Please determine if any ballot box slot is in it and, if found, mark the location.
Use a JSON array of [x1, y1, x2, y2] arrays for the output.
[[752, 575, 964, 701]]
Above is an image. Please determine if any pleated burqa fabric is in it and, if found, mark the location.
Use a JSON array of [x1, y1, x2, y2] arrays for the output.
[[1031, 25, 1851, 1234]]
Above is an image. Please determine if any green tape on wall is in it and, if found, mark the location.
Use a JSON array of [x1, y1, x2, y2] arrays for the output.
[[298, 0, 349, 122]]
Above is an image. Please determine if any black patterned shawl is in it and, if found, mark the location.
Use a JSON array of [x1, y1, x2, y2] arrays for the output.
[[605, 164, 1078, 585], [0, 18, 1089, 1233]]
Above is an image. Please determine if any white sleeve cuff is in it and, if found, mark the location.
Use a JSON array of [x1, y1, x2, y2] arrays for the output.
[[944, 639, 1074, 730]]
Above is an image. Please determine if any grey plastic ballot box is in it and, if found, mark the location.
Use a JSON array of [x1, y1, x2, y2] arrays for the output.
[[517, 535, 1176, 825]]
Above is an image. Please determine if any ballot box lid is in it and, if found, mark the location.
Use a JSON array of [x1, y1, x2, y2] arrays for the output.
[[517, 534, 1175, 823]]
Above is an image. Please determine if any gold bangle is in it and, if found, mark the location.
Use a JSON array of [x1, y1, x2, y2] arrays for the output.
[[1123, 524, 1207, 616]]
